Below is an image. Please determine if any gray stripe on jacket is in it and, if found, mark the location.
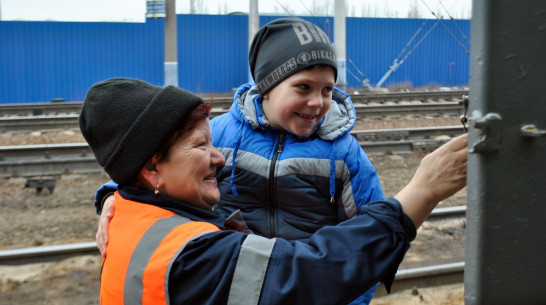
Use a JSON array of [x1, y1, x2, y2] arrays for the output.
[[228, 234, 276, 305]]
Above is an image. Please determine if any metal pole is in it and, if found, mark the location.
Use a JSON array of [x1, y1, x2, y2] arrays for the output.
[[164, 0, 178, 86], [465, 1, 546, 304], [248, 0, 259, 83], [375, 62, 399, 88], [334, 0, 346, 89]]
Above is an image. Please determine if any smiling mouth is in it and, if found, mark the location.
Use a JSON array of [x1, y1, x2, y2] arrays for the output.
[[204, 173, 216, 181], [297, 113, 317, 120]]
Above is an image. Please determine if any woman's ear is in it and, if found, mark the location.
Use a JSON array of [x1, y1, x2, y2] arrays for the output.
[[139, 156, 159, 186]]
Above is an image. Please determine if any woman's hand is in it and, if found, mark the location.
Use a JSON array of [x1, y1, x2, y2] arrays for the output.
[[96, 195, 115, 257], [395, 133, 468, 228]]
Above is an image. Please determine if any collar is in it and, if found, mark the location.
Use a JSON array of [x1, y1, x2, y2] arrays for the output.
[[118, 185, 252, 233], [235, 83, 355, 141]]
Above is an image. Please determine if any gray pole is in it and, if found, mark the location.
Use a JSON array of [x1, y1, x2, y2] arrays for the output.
[[248, 0, 259, 83], [164, 0, 178, 86], [334, 0, 346, 89], [465, 1, 546, 304]]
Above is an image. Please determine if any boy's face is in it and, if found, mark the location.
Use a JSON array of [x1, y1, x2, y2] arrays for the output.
[[262, 65, 335, 137]]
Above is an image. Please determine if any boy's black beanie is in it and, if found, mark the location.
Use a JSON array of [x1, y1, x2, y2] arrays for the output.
[[249, 17, 338, 95], [79, 77, 204, 185]]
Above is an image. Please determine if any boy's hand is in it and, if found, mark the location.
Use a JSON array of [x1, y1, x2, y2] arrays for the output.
[[96, 195, 115, 257]]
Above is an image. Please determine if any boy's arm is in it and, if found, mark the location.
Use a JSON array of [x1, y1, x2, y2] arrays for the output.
[[345, 136, 385, 213], [94, 180, 118, 256], [96, 195, 115, 256], [94, 180, 118, 214]]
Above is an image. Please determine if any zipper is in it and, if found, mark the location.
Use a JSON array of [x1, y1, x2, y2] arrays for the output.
[[268, 133, 285, 237]]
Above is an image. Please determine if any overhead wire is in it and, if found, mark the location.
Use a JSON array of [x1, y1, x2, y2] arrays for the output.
[[375, 17, 442, 88], [419, 0, 470, 54], [347, 58, 368, 81], [346, 66, 364, 83], [272, 0, 333, 45], [269, 0, 469, 89], [393, 20, 428, 64], [297, 0, 316, 17], [294, 0, 332, 37], [400, 18, 442, 64], [273, 0, 295, 16], [438, 0, 470, 46], [347, 57, 374, 90]]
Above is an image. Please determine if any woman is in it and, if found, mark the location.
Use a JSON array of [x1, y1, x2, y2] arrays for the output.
[[80, 77, 467, 305]]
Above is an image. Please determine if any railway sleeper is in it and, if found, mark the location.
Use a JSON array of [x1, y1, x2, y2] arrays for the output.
[[24, 176, 57, 195]]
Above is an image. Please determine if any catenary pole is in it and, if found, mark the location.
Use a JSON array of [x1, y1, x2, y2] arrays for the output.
[[164, 0, 178, 86], [248, 0, 259, 83], [334, 0, 346, 89]]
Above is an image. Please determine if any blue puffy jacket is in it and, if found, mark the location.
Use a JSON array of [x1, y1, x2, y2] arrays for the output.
[[210, 83, 385, 242]]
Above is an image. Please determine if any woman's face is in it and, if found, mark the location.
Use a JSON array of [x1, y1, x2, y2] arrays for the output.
[[155, 118, 225, 210]]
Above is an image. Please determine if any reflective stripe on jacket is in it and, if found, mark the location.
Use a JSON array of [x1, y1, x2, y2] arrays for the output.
[[100, 192, 220, 305]]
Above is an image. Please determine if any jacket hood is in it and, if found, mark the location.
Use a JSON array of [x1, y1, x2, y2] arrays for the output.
[[230, 82, 357, 141]]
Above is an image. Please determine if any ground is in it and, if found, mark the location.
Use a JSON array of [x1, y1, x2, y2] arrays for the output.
[[0, 115, 466, 304]]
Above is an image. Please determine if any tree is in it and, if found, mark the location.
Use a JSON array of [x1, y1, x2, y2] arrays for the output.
[[189, 0, 207, 14], [309, 0, 332, 16], [407, 0, 422, 18]]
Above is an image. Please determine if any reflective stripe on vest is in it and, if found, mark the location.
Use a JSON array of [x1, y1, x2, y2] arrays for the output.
[[124, 214, 190, 305], [228, 234, 276, 305]]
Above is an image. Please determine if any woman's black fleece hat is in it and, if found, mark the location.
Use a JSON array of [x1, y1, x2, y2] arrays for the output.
[[249, 17, 338, 95], [79, 78, 204, 185]]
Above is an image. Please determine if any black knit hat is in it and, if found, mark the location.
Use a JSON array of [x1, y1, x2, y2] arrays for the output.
[[79, 78, 204, 185], [249, 17, 338, 95]]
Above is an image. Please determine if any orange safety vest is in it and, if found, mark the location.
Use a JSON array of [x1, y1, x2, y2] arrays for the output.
[[100, 192, 220, 305]]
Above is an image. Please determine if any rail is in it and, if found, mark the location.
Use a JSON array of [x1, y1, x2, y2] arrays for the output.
[[0, 90, 468, 117], [0, 126, 465, 178], [0, 206, 465, 263], [0, 103, 465, 133]]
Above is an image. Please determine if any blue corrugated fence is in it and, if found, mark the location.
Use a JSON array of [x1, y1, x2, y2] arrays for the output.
[[0, 15, 470, 103]]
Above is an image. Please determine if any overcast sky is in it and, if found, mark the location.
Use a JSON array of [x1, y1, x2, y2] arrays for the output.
[[1, 0, 472, 22]]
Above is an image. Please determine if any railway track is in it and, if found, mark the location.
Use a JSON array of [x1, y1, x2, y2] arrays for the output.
[[0, 126, 464, 178], [0, 251, 464, 298], [0, 206, 466, 264], [0, 90, 467, 116], [0, 90, 467, 133], [0, 205, 466, 296], [0, 101, 465, 133]]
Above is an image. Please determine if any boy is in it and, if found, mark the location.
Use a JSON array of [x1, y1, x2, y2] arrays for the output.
[[210, 17, 384, 304]]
